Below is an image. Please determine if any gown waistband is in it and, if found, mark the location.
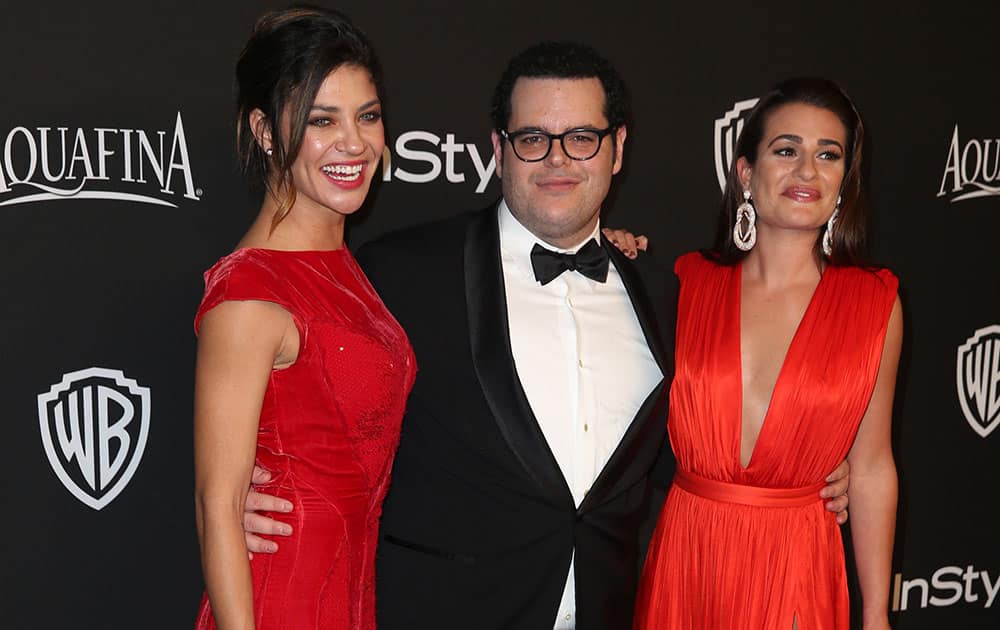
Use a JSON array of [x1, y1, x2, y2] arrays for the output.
[[673, 469, 826, 507]]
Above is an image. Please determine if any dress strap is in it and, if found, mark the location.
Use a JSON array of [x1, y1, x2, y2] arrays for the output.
[[674, 470, 825, 507]]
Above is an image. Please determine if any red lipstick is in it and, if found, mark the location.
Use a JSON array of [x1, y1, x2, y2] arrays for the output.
[[783, 186, 821, 202]]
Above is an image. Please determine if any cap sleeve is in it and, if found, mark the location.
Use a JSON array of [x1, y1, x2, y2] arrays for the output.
[[673, 251, 708, 279], [193, 250, 296, 335]]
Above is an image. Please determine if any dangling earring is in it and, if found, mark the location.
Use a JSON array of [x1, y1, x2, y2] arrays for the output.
[[822, 195, 841, 257], [733, 189, 757, 251]]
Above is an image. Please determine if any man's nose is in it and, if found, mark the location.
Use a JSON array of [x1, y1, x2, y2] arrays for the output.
[[544, 137, 569, 167]]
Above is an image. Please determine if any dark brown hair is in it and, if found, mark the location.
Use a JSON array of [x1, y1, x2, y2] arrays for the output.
[[235, 5, 382, 230], [711, 77, 868, 265]]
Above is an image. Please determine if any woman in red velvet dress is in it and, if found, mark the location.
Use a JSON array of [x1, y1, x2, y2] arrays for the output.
[[634, 79, 902, 630], [193, 8, 415, 629]]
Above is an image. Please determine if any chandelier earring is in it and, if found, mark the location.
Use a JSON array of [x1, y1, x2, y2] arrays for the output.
[[822, 195, 841, 257], [733, 189, 757, 251]]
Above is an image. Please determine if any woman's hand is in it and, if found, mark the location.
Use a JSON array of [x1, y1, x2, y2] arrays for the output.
[[601, 227, 648, 259]]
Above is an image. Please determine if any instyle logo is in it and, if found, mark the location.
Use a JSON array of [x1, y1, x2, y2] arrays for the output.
[[0, 112, 200, 208], [938, 125, 1000, 202], [957, 325, 1000, 438], [37, 367, 151, 510], [892, 565, 999, 611], [381, 130, 496, 194], [713, 98, 759, 192]]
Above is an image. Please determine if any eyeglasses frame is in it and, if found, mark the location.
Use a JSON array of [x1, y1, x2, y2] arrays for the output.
[[499, 126, 617, 162]]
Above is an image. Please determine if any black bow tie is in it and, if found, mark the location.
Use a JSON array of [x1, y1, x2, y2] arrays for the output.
[[530, 239, 610, 285]]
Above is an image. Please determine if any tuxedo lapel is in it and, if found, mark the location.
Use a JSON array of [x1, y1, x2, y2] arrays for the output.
[[604, 236, 669, 372], [465, 206, 575, 508], [578, 238, 671, 512]]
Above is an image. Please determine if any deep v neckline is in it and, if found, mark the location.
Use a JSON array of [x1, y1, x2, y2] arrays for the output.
[[734, 262, 828, 472]]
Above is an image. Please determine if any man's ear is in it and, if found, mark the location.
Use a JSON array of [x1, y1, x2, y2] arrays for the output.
[[490, 129, 504, 178], [611, 125, 627, 175]]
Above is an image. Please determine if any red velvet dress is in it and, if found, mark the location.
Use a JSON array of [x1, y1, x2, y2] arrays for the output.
[[193, 248, 416, 630], [634, 252, 897, 630]]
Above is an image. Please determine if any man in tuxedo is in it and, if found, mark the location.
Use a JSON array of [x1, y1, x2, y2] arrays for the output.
[[240, 41, 848, 629], [362, 43, 674, 629]]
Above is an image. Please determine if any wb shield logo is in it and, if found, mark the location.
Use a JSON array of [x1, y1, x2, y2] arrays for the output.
[[956, 326, 1000, 438], [37, 367, 151, 509], [713, 98, 759, 192]]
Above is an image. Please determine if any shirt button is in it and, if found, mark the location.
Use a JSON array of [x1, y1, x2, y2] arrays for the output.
[[565, 613, 572, 621], [577, 359, 584, 367], [583, 423, 589, 432]]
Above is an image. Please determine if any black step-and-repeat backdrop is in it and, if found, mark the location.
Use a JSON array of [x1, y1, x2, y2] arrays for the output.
[[3, 2, 997, 628]]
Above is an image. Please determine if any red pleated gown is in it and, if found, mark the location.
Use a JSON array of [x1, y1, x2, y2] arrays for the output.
[[193, 248, 416, 630], [634, 252, 897, 630]]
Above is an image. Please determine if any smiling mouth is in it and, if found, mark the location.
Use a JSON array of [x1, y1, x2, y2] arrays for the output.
[[784, 187, 821, 202], [321, 163, 364, 182], [537, 177, 580, 190]]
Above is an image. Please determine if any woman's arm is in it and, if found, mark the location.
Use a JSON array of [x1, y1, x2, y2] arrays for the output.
[[194, 299, 296, 630], [847, 295, 903, 630]]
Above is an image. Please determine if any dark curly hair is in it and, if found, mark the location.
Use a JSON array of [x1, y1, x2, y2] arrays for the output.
[[235, 5, 383, 230], [490, 41, 629, 134]]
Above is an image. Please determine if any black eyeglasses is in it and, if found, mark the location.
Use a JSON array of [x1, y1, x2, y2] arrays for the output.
[[500, 127, 615, 162]]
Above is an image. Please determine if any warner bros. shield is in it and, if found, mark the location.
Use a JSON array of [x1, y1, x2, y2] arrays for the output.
[[37, 367, 151, 510], [956, 325, 1000, 438], [713, 97, 760, 192]]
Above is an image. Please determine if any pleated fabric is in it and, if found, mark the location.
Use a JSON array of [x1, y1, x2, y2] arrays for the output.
[[634, 252, 897, 630]]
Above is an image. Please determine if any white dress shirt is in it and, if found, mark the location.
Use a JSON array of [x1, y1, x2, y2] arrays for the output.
[[498, 201, 662, 629]]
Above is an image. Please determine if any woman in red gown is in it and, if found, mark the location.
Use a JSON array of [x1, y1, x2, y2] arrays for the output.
[[634, 79, 901, 630], [193, 8, 415, 629]]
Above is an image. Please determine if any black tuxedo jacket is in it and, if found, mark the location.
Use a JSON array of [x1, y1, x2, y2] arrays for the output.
[[356, 204, 677, 630]]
